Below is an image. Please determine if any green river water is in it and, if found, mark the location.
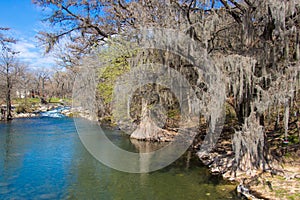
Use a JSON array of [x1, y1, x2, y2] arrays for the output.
[[0, 117, 239, 199]]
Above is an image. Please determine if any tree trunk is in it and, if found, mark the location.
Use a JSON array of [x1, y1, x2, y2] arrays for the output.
[[6, 77, 12, 121], [295, 32, 300, 60], [237, 99, 251, 126], [130, 99, 175, 141], [232, 112, 267, 174], [296, 120, 300, 147]]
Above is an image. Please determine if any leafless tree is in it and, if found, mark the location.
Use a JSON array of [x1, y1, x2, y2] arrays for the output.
[[51, 69, 74, 98], [0, 30, 21, 120]]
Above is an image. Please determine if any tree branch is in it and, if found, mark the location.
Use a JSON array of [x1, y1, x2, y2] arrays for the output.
[[219, 0, 242, 23]]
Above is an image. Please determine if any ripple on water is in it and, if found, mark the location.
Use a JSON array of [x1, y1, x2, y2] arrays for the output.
[[8, 174, 19, 181], [9, 153, 23, 157], [38, 193, 58, 200], [0, 182, 10, 187], [0, 182, 15, 196]]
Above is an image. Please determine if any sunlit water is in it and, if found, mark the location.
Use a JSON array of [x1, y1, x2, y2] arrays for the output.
[[0, 116, 238, 199]]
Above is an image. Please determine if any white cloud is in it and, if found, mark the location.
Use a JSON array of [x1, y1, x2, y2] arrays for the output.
[[11, 37, 57, 68]]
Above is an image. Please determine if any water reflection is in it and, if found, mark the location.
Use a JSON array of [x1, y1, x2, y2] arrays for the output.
[[0, 117, 238, 199]]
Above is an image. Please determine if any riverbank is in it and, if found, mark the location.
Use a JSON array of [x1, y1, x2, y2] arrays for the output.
[[232, 151, 300, 200], [10, 103, 70, 118], [247, 154, 300, 200], [194, 127, 300, 200], [1, 102, 95, 121]]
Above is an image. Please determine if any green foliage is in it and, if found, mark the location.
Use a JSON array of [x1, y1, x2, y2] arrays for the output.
[[167, 109, 180, 119], [98, 56, 130, 104], [288, 134, 299, 144], [97, 37, 137, 106], [284, 152, 292, 158]]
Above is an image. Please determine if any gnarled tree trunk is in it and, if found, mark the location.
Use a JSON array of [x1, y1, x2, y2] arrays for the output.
[[130, 99, 175, 142]]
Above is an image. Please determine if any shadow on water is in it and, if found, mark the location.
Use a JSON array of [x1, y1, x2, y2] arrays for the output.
[[0, 117, 239, 200]]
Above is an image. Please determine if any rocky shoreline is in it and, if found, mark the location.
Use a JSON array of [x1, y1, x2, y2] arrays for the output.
[[11, 104, 70, 118], [195, 133, 300, 200], [0, 103, 95, 121]]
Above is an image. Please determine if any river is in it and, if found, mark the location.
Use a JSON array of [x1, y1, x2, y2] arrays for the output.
[[0, 116, 238, 199]]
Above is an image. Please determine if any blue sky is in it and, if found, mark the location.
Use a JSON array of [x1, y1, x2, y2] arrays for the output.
[[0, 0, 56, 69]]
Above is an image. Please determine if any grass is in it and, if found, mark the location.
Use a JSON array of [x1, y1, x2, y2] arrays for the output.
[[13, 98, 41, 104], [287, 194, 300, 200], [12, 97, 72, 105], [48, 97, 72, 104]]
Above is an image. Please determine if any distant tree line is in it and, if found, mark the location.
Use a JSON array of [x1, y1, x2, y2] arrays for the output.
[[0, 28, 74, 121]]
